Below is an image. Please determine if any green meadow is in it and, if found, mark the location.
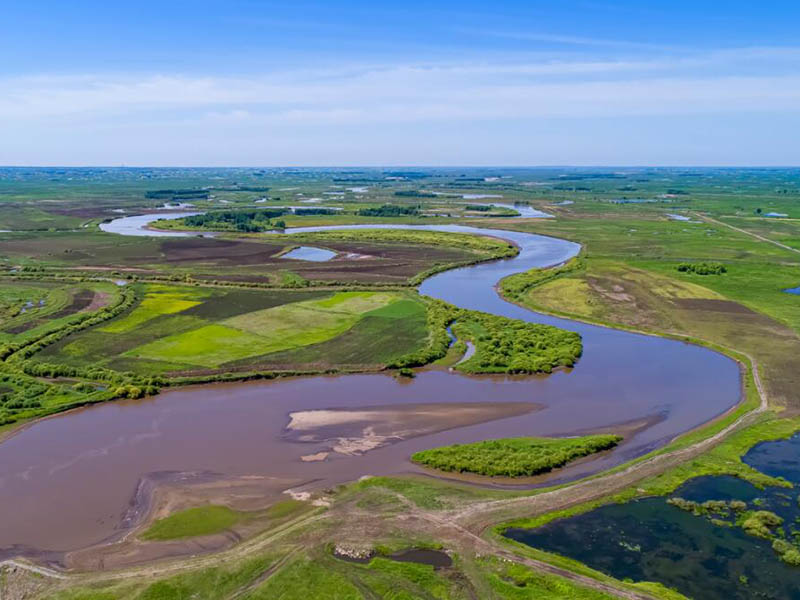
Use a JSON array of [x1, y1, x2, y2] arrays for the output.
[[37, 285, 429, 375]]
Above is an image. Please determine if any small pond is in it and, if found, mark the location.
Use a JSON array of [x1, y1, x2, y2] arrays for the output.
[[784, 286, 800, 295], [280, 246, 337, 262], [505, 433, 800, 600]]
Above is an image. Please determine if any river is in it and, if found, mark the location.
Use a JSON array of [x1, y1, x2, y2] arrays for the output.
[[0, 214, 741, 560]]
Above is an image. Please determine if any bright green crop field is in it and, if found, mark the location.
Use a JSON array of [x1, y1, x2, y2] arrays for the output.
[[35, 285, 430, 375]]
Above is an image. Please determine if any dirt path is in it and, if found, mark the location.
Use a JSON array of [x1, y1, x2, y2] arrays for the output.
[[0, 560, 67, 580], [694, 212, 800, 256]]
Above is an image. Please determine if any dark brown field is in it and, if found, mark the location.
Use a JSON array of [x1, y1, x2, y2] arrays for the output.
[[0, 233, 478, 284]]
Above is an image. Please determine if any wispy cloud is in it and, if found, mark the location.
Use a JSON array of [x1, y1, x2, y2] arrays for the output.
[[2, 45, 799, 165], [2, 46, 799, 126], [453, 28, 681, 52]]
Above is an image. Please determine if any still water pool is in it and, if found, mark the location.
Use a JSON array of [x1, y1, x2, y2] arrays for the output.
[[506, 434, 800, 600]]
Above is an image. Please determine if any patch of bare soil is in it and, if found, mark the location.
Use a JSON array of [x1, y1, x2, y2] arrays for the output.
[[284, 402, 541, 457], [675, 298, 758, 314], [84, 291, 111, 312]]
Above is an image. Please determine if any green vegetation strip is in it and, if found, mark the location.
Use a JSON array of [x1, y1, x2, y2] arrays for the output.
[[412, 434, 622, 477], [141, 505, 240, 541]]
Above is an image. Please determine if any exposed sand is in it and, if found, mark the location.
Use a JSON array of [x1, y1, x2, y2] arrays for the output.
[[285, 402, 541, 457]]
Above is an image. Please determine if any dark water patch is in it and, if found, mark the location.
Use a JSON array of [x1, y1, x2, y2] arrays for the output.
[[506, 434, 800, 600], [744, 433, 800, 486], [388, 548, 452, 568]]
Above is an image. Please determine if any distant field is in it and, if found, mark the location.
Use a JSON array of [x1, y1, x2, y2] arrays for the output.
[[0, 204, 86, 230], [0, 229, 486, 286], [37, 285, 430, 375], [0, 280, 118, 344]]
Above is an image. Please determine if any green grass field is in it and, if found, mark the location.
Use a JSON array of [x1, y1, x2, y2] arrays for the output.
[[101, 286, 205, 333], [141, 505, 241, 541], [37, 286, 430, 375]]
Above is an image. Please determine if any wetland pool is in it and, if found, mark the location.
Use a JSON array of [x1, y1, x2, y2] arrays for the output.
[[280, 246, 337, 262], [506, 434, 800, 600]]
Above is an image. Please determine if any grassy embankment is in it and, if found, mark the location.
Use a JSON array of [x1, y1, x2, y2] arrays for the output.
[[412, 435, 622, 477], [37, 544, 662, 600]]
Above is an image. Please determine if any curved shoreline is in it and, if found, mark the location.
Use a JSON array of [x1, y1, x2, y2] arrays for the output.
[[0, 213, 744, 565]]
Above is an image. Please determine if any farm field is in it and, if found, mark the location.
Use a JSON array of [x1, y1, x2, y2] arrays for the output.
[[36, 285, 430, 375], [0, 280, 119, 344], [0, 229, 496, 286]]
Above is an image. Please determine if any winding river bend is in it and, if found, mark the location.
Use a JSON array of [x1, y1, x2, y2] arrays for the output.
[[0, 216, 741, 560]]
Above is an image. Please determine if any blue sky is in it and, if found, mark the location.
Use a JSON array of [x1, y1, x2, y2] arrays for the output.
[[2, 1, 799, 166]]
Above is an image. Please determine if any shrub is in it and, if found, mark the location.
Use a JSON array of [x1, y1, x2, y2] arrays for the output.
[[677, 262, 727, 275], [412, 434, 622, 477]]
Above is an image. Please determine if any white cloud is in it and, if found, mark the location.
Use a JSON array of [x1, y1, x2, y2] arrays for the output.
[[1, 46, 799, 165], [2, 46, 799, 126]]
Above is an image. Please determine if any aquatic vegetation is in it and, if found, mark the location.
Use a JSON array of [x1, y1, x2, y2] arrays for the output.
[[739, 510, 783, 539], [412, 434, 621, 477]]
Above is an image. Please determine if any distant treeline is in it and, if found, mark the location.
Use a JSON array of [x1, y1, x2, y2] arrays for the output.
[[293, 208, 337, 216], [677, 262, 727, 275], [384, 171, 428, 179], [213, 186, 271, 192], [394, 190, 437, 198], [145, 189, 209, 200], [358, 204, 421, 217], [550, 173, 627, 181], [183, 209, 287, 232], [465, 204, 491, 211], [553, 185, 591, 191]]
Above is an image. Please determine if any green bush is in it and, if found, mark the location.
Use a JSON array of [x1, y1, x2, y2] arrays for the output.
[[412, 434, 622, 477], [677, 262, 727, 275]]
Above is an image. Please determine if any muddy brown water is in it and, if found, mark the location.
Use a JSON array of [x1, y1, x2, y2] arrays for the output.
[[0, 219, 741, 560]]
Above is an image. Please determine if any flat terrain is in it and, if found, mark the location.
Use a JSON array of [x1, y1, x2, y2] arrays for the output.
[[36, 287, 429, 375], [0, 231, 486, 285], [3, 167, 800, 600]]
